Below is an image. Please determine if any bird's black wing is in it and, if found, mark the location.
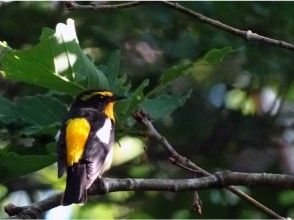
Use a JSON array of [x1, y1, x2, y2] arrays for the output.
[[58, 108, 114, 205], [82, 111, 115, 188]]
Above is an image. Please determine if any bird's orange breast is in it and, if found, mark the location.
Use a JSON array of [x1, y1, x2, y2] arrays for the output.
[[104, 102, 115, 121]]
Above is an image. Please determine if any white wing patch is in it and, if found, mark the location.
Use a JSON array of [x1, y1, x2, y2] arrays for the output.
[[55, 130, 61, 141], [96, 118, 112, 144], [101, 146, 113, 174]]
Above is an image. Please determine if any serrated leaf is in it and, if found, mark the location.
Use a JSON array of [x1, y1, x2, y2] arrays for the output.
[[0, 18, 108, 95], [48, 18, 109, 89], [146, 61, 192, 97], [119, 79, 149, 118], [141, 89, 193, 119], [159, 61, 192, 88], [105, 50, 131, 96], [0, 95, 67, 127], [204, 47, 234, 65], [0, 31, 84, 95], [0, 149, 55, 182]]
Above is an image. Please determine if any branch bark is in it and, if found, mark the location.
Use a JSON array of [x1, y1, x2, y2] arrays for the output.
[[64, 1, 142, 10], [162, 2, 294, 52], [4, 111, 289, 219], [4, 172, 294, 218], [133, 110, 286, 219], [64, 1, 294, 52]]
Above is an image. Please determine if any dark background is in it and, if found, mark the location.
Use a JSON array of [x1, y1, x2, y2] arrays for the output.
[[0, 2, 293, 219]]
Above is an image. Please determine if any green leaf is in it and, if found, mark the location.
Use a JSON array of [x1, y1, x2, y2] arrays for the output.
[[120, 79, 149, 118], [0, 32, 83, 95], [279, 190, 294, 206], [146, 47, 238, 97], [0, 96, 18, 123], [20, 123, 59, 136], [46, 142, 57, 154], [0, 95, 67, 127], [0, 18, 108, 95], [0, 149, 56, 182], [48, 19, 109, 89], [157, 61, 192, 92], [203, 47, 234, 65], [17, 95, 67, 126], [141, 90, 193, 119], [106, 50, 120, 90], [105, 50, 131, 95], [122, 79, 149, 115]]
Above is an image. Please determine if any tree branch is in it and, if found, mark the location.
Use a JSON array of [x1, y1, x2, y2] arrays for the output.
[[161, 1, 294, 52], [4, 193, 61, 219], [4, 172, 294, 218], [133, 110, 286, 219], [5, 111, 289, 219], [64, 1, 294, 52], [64, 1, 142, 10]]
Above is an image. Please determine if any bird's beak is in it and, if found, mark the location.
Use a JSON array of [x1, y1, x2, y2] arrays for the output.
[[112, 95, 126, 101]]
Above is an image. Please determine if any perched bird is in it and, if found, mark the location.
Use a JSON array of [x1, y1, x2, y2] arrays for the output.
[[56, 89, 125, 206]]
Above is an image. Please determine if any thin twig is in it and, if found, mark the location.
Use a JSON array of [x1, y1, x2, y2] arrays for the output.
[[192, 191, 202, 215], [65, 1, 294, 51], [133, 110, 285, 219], [169, 157, 203, 176], [161, 1, 294, 52], [5, 173, 294, 218], [64, 1, 142, 10]]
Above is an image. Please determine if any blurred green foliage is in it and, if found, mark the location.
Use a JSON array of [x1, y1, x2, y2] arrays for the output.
[[0, 1, 293, 219]]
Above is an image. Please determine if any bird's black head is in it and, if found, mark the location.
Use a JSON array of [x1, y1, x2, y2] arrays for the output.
[[70, 89, 125, 121]]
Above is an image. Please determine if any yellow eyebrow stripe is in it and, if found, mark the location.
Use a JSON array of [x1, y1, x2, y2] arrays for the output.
[[80, 91, 113, 100], [65, 118, 90, 166]]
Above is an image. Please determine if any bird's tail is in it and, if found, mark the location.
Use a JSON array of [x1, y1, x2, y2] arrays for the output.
[[62, 163, 87, 206]]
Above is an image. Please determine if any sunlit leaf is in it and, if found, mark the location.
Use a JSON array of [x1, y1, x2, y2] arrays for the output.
[[0, 33, 83, 95], [112, 136, 145, 166], [0, 19, 109, 95], [204, 47, 235, 65], [160, 61, 192, 85], [153, 61, 192, 94], [141, 89, 193, 119]]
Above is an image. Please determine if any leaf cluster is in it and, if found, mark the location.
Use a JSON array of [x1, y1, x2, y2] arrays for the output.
[[0, 19, 234, 182]]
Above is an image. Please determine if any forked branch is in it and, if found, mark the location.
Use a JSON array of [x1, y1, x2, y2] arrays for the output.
[[133, 110, 287, 219], [4, 172, 293, 218]]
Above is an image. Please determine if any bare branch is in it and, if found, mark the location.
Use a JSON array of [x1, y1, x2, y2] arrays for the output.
[[64, 1, 294, 51], [4, 172, 294, 218], [64, 1, 142, 10], [133, 110, 285, 219], [4, 193, 61, 219], [162, 1, 294, 52]]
